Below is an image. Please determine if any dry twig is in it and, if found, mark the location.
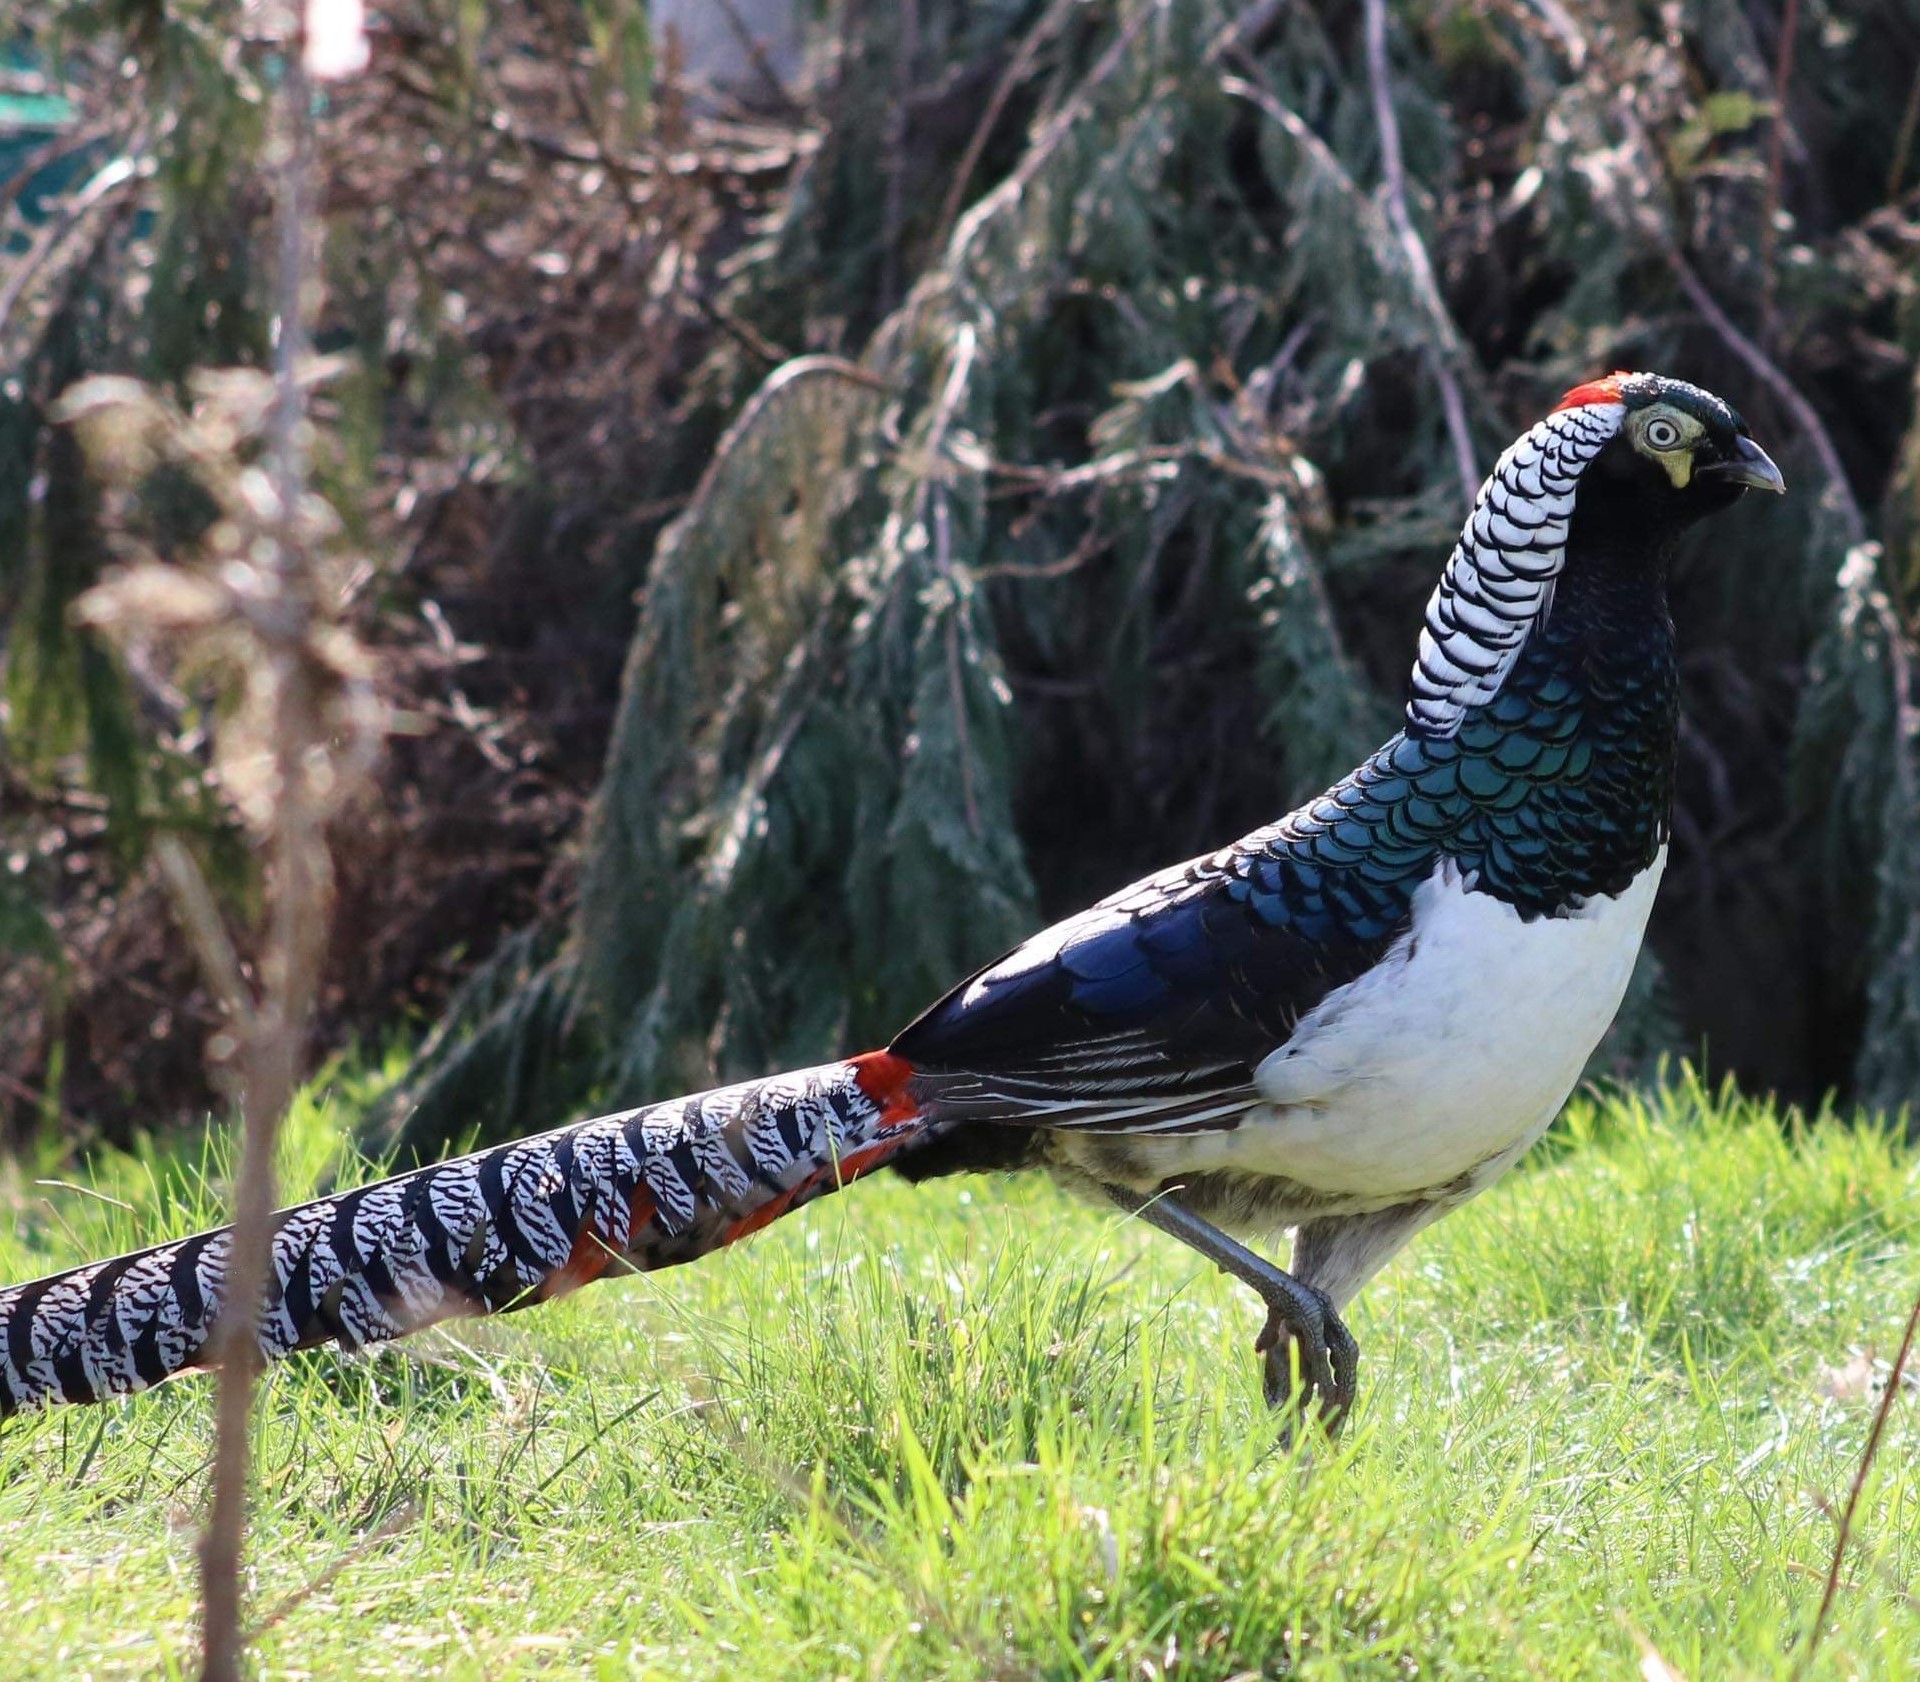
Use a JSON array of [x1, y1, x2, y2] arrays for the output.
[[0, 146, 149, 354], [932, 0, 1077, 251], [1496, 4, 1864, 550], [880, 0, 921, 312], [53, 18, 382, 1680], [243, 1500, 421, 1642], [1223, 61, 1495, 506], [1759, 0, 1801, 349], [191, 32, 330, 1682], [1564, 80, 1870, 552], [951, 0, 1170, 266], [710, 0, 804, 116], [1794, 1277, 1920, 1678], [1891, 62, 1920, 200], [1360, 0, 1479, 509], [907, 323, 982, 835]]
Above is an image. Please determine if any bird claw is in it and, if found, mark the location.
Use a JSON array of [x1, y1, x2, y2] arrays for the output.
[[1254, 1285, 1358, 1436], [1096, 1181, 1360, 1437]]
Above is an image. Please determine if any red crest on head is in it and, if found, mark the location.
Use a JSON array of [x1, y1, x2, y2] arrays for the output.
[[1551, 371, 1633, 412]]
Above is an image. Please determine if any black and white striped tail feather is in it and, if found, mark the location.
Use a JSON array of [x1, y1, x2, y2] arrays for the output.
[[0, 1053, 927, 1415]]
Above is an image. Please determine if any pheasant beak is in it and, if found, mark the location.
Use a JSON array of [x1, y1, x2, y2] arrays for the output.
[[1701, 434, 1786, 495]]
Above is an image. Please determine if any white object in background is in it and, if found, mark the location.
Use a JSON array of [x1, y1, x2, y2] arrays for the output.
[[306, 0, 370, 81]]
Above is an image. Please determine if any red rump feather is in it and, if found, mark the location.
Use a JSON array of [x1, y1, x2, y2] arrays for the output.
[[849, 1048, 920, 1128], [1552, 371, 1632, 412]]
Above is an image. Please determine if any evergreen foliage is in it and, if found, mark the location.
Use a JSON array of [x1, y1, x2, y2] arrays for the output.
[[4, 1, 1920, 1149], [394, 0, 1920, 1153]]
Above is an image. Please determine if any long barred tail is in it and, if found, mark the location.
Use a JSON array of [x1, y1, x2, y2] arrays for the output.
[[0, 1052, 928, 1414]]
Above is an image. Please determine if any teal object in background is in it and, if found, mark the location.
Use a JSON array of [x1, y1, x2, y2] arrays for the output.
[[0, 88, 68, 128], [2, 46, 75, 253]]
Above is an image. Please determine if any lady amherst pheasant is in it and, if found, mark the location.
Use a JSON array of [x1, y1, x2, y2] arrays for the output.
[[0, 372, 1783, 1430]]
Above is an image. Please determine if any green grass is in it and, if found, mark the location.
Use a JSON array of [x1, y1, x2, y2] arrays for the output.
[[2, 1069, 1918, 1680]]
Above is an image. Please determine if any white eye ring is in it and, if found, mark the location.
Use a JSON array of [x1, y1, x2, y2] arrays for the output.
[[1644, 417, 1684, 450]]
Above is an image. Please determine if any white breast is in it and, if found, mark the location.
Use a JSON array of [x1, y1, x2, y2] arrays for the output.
[[1203, 848, 1665, 1202]]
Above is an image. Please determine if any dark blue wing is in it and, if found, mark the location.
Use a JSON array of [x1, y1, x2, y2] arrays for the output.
[[890, 798, 1427, 1131]]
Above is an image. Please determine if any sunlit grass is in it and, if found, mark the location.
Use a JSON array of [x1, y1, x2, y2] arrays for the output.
[[2, 1067, 1917, 1679]]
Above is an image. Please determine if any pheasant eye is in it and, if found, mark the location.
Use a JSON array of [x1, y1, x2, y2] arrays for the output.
[[1644, 417, 1683, 450]]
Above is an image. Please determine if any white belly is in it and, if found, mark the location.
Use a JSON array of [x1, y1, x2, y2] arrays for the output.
[[1200, 848, 1664, 1201]]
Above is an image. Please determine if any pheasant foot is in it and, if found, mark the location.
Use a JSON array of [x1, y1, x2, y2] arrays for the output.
[[1103, 1183, 1358, 1435]]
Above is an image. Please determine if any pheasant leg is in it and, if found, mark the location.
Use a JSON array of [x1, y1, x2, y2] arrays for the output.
[[1104, 1184, 1358, 1433]]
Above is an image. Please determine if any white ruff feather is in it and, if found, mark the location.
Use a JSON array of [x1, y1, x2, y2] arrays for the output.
[[1408, 399, 1627, 735]]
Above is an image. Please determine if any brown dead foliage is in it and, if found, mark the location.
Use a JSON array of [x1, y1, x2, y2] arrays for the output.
[[0, 18, 807, 1144]]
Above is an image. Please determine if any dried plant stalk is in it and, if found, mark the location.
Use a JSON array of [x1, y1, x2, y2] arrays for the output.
[[56, 22, 380, 1681]]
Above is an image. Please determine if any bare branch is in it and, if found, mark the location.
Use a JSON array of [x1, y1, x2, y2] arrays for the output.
[[951, 0, 1171, 267], [1202, 0, 1292, 65], [1758, 0, 1801, 350], [528, 0, 792, 367], [152, 838, 253, 1032], [933, 0, 1077, 252], [1361, 0, 1479, 509], [1890, 60, 1920, 199], [916, 324, 981, 833], [1659, 247, 1865, 550], [1502, 2, 1866, 555], [0, 145, 150, 358], [243, 1500, 420, 1643], [1224, 62, 1492, 510], [710, 0, 803, 117], [880, 0, 921, 312], [189, 18, 365, 1680], [1603, 97, 1866, 549]]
